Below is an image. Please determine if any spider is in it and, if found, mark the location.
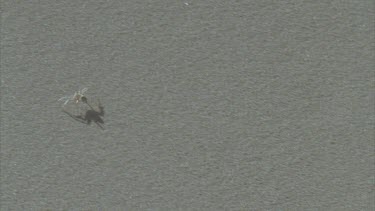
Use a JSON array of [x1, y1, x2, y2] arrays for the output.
[[62, 99, 105, 130], [58, 87, 88, 106]]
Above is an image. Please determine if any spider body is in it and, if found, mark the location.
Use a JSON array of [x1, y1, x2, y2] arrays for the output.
[[59, 88, 88, 106]]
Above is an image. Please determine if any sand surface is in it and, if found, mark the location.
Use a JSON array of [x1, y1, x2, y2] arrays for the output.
[[1, 1, 374, 210]]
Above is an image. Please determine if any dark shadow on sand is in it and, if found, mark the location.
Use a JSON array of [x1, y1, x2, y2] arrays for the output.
[[63, 98, 105, 130]]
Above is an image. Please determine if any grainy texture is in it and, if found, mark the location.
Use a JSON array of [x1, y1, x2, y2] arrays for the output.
[[1, 0, 374, 210]]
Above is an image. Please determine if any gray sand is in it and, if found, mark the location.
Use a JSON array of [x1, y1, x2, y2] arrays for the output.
[[1, 1, 374, 210]]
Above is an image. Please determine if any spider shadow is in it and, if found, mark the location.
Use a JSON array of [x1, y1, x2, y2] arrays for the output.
[[62, 98, 105, 130]]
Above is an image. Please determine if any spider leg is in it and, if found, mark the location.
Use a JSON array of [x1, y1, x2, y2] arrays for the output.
[[80, 88, 88, 94], [58, 96, 72, 106]]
